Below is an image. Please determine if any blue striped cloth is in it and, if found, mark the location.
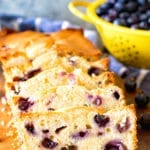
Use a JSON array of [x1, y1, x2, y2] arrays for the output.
[[0, 14, 149, 95]]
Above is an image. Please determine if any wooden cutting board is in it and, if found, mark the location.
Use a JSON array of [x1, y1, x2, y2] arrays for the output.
[[0, 71, 149, 150]]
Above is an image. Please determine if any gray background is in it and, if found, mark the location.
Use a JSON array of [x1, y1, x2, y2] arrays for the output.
[[0, 0, 95, 29]]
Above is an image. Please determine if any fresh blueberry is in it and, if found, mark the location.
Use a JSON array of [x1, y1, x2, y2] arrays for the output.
[[94, 114, 110, 127], [119, 12, 130, 19], [117, 0, 128, 3], [124, 78, 136, 93], [135, 92, 150, 108], [139, 13, 148, 21], [100, 3, 112, 11], [125, 2, 138, 12], [113, 18, 127, 26], [138, 113, 150, 130], [104, 140, 127, 150], [107, 0, 116, 4], [131, 24, 140, 29], [138, 0, 148, 5], [146, 10, 150, 17], [139, 21, 149, 30], [96, 7, 106, 16], [138, 5, 148, 12], [102, 15, 114, 22], [114, 2, 124, 12], [108, 9, 118, 20], [127, 15, 139, 26]]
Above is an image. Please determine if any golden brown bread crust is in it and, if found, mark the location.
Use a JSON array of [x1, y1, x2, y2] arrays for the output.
[[51, 28, 102, 60], [0, 29, 102, 61]]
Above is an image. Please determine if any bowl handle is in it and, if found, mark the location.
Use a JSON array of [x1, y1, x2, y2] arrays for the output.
[[68, 1, 92, 23]]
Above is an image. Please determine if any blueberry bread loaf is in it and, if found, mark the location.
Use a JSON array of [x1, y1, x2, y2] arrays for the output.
[[16, 105, 137, 150], [0, 29, 137, 150]]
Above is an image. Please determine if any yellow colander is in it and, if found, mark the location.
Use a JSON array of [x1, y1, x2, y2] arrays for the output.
[[68, 0, 150, 69]]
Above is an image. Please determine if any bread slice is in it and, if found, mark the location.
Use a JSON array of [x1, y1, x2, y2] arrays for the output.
[[1, 50, 109, 84], [15, 105, 137, 150], [9, 84, 125, 115]]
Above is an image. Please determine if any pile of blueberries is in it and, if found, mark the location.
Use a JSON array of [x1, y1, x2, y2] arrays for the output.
[[96, 0, 150, 30], [124, 77, 150, 130]]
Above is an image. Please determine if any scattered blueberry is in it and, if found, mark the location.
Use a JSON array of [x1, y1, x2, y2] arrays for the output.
[[25, 123, 35, 134], [124, 78, 136, 93], [104, 140, 127, 150], [135, 92, 150, 108], [94, 114, 110, 127], [41, 137, 58, 149], [116, 117, 130, 133], [138, 113, 150, 130]]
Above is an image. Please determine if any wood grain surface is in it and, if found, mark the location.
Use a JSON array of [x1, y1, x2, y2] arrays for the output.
[[0, 69, 149, 150]]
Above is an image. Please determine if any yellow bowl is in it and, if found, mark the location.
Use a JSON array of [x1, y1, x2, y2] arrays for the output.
[[68, 0, 150, 69]]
